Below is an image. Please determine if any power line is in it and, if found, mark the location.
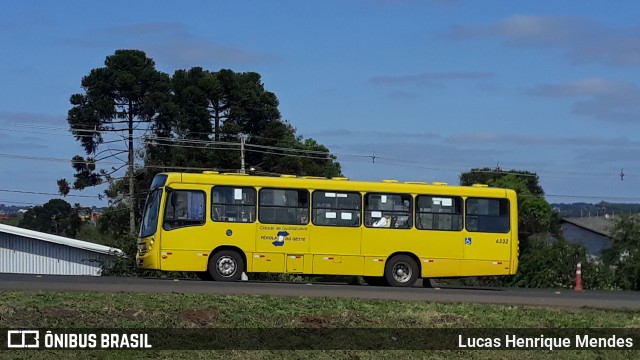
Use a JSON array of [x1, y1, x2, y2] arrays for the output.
[[2, 124, 637, 201], [144, 135, 334, 157], [0, 153, 123, 166], [0, 189, 101, 199], [1, 120, 631, 180]]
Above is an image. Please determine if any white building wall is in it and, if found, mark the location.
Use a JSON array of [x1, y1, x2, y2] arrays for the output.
[[0, 232, 110, 276]]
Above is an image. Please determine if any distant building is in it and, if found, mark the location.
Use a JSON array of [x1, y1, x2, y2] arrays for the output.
[[0, 223, 123, 276], [560, 216, 614, 256]]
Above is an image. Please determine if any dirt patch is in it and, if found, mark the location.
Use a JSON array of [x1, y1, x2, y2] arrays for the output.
[[298, 311, 365, 327], [299, 314, 334, 325], [429, 314, 468, 325], [0, 305, 16, 316], [5, 307, 83, 326], [38, 308, 82, 318], [177, 308, 220, 326], [120, 309, 144, 319]]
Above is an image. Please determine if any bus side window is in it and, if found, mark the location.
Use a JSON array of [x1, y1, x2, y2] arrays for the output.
[[211, 186, 256, 223], [364, 193, 412, 229], [416, 195, 463, 231], [259, 188, 309, 225], [311, 190, 361, 227]]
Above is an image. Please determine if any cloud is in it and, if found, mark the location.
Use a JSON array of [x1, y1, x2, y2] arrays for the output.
[[371, 0, 461, 5], [370, 71, 493, 87], [306, 128, 639, 188], [144, 38, 268, 69], [0, 111, 66, 125], [574, 147, 640, 163], [311, 129, 640, 171], [524, 79, 640, 123], [0, 136, 50, 151], [303, 128, 443, 140], [387, 91, 420, 99], [309, 128, 640, 149], [449, 132, 640, 147], [0, 21, 13, 30], [331, 140, 504, 176], [102, 22, 186, 37], [447, 15, 640, 67], [65, 22, 270, 69]]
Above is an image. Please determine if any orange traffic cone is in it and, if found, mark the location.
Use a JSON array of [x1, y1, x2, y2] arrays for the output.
[[575, 262, 583, 291]]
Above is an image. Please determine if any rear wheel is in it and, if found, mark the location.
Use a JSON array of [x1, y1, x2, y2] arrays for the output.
[[384, 255, 419, 287], [208, 250, 244, 282]]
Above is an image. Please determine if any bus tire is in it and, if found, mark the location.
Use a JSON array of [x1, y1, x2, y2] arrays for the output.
[[363, 276, 389, 286], [208, 250, 244, 282], [384, 255, 418, 287]]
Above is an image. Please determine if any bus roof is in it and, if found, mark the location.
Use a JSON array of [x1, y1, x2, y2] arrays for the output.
[[157, 172, 514, 198]]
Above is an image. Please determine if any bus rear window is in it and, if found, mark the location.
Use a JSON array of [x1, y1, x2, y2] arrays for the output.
[[466, 198, 510, 233]]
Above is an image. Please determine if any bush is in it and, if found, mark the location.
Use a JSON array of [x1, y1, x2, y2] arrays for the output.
[[464, 235, 605, 289], [601, 216, 640, 290]]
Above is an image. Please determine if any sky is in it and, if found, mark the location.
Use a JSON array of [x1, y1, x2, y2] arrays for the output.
[[1, 0, 640, 208]]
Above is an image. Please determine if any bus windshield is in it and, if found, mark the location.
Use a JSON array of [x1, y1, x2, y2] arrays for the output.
[[140, 188, 162, 238]]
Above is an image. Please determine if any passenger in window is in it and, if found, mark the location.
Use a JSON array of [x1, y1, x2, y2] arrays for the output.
[[372, 216, 389, 228], [353, 212, 361, 226]]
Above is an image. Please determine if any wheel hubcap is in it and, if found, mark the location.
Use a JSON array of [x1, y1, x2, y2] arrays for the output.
[[392, 262, 412, 283], [217, 256, 237, 277]]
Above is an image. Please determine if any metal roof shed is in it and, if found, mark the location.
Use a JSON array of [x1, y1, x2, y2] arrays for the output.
[[0, 223, 123, 276]]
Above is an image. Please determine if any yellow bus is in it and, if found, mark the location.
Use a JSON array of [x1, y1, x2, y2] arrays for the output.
[[136, 172, 519, 287]]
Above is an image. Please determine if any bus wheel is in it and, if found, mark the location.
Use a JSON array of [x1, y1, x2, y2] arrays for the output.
[[363, 276, 389, 286], [209, 250, 244, 282], [384, 255, 418, 287]]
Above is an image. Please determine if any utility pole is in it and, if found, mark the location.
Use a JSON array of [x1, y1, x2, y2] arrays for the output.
[[238, 133, 250, 173]]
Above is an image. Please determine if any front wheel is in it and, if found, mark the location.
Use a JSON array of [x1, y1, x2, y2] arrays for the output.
[[208, 250, 245, 282], [384, 255, 419, 287]]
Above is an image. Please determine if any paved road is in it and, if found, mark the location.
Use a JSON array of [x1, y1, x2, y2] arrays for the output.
[[1, 273, 639, 310]]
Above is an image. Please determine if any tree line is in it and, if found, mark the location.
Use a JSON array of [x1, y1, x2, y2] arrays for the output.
[[56, 49, 341, 236]]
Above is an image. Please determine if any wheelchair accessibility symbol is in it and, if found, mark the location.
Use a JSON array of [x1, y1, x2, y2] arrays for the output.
[[464, 237, 472, 245]]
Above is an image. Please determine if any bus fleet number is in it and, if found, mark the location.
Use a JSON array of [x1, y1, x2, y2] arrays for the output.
[[496, 238, 509, 244]]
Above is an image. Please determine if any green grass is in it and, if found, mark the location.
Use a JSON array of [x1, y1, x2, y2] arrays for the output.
[[0, 218, 20, 226], [0, 290, 638, 359]]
